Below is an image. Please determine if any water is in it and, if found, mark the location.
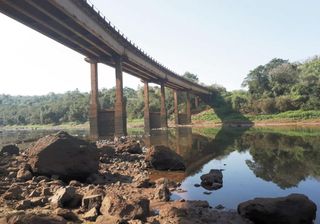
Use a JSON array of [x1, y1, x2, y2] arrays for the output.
[[1, 126, 320, 221], [145, 127, 320, 222]]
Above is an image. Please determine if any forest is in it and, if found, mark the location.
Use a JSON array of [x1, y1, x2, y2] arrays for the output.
[[1, 56, 320, 126]]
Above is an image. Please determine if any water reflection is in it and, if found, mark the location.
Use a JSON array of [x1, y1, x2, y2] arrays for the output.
[[145, 126, 250, 182], [146, 127, 320, 190], [243, 131, 320, 189]]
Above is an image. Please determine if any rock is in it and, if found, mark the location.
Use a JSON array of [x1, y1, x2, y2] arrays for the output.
[[3, 184, 23, 200], [215, 204, 225, 210], [17, 168, 33, 181], [1, 144, 19, 155], [83, 207, 99, 221], [54, 208, 79, 222], [238, 193, 317, 224], [133, 174, 150, 188], [82, 194, 103, 210], [86, 173, 106, 184], [69, 180, 81, 187], [200, 169, 223, 190], [28, 131, 99, 181], [29, 189, 41, 197], [41, 187, 52, 196], [16, 199, 32, 210], [145, 145, 186, 171], [100, 193, 150, 220], [116, 140, 142, 154], [159, 206, 188, 218], [2, 213, 67, 224], [154, 183, 171, 202], [50, 186, 81, 209]]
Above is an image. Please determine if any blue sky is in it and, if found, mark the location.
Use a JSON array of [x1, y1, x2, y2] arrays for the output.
[[1, 0, 320, 95]]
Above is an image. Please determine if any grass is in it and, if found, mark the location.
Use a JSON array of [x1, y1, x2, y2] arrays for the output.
[[192, 109, 320, 123]]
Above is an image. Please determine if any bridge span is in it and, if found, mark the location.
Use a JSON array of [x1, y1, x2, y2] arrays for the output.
[[0, 0, 212, 138]]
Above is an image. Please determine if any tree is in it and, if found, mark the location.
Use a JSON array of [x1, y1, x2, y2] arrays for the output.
[[183, 72, 199, 83], [242, 65, 270, 98]]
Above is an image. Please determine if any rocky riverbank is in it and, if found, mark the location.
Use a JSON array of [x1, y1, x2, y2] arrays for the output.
[[0, 131, 316, 224]]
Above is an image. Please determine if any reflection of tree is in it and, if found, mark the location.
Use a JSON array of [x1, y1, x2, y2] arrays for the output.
[[244, 132, 320, 189]]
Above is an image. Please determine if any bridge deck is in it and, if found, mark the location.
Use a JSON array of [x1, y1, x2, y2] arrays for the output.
[[0, 0, 211, 95]]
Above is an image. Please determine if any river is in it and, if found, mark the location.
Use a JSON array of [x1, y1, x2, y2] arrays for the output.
[[1, 126, 320, 221]]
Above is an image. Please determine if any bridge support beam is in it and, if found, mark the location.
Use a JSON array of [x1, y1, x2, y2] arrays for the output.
[[144, 81, 151, 134], [186, 91, 191, 124], [173, 90, 179, 125], [160, 83, 167, 128], [114, 56, 127, 136], [86, 58, 100, 140]]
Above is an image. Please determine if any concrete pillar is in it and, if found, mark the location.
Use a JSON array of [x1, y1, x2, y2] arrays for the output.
[[173, 90, 179, 125], [114, 56, 127, 136], [195, 96, 199, 108], [144, 81, 151, 134], [160, 83, 167, 128], [86, 58, 100, 140], [186, 91, 191, 124]]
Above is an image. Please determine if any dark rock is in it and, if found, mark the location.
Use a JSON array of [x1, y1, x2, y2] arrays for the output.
[[200, 169, 223, 190], [145, 145, 186, 171], [100, 193, 150, 220], [16, 200, 32, 210], [1, 144, 19, 155], [3, 185, 23, 200], [215, 204, 225, 210], [238, 193, 317, 224], [28, 131, 99, 181]]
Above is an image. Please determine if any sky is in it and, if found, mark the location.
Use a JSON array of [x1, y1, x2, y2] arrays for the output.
[[1, 0, 320, 96]]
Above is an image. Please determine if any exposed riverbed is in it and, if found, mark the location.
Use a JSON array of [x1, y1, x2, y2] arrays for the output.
[[1, 126, 320, 222]]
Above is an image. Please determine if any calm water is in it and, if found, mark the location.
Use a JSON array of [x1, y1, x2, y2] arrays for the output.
[[1, 126, 320, 221], [144, 127, 320, 222]]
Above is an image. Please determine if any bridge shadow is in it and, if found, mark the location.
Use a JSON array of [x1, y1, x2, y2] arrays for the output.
[[200, 90, 253, 127]]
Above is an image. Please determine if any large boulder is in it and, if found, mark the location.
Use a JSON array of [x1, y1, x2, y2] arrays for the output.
[[200, 169, 223, 190], [28, 131, 99, 181], [1, 144, 19, 155], [145, 145, 186, 171], [238, 194, 317, 224]]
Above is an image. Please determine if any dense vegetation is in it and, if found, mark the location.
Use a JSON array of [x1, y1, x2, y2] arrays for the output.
[[2, 56, 320, 126], [0, 73, 203, 126], [228, 56, 320, 114]]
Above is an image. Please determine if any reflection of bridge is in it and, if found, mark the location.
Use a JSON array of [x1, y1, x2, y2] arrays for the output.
[[0, 0, 212, 138]]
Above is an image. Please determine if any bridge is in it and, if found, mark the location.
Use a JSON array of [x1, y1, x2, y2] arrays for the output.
[[0, 0, 212, 139]]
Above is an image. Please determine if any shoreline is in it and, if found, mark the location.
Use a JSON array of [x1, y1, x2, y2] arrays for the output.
[[1, 118, 320, 133]]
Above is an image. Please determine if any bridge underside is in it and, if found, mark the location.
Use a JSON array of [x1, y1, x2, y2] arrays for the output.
[[0, 0, 211, 138]]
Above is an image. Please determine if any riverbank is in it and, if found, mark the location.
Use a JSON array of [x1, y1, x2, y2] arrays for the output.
[[192, 109, 320, 127], [0, 131, 253, 224]]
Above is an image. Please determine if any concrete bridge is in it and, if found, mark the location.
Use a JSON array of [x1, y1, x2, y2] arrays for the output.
[[0, 0, 212, 138]]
